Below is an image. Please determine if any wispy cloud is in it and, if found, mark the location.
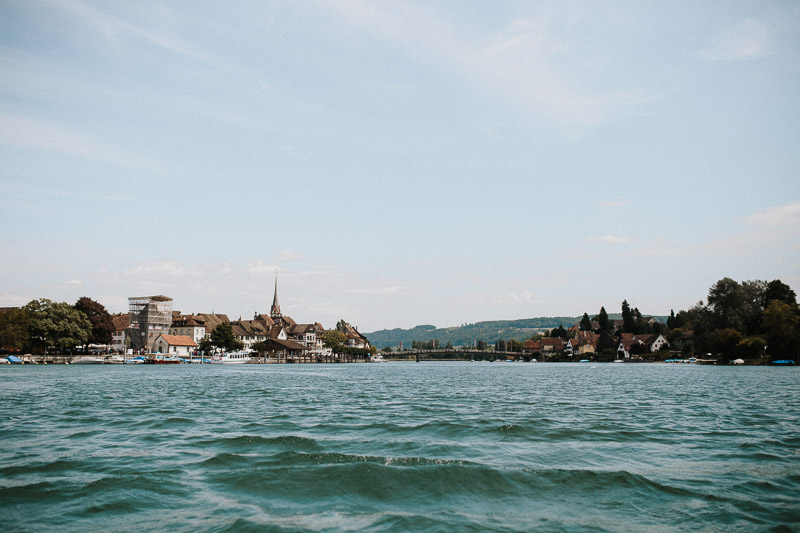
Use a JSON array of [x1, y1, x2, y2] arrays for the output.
[[52, 0, 222, 67], [598, 196, 631, 208], [586, 235, 632, 245], [699, 18, 777, 61], [278, 250, 306, 262], [323, 1, 653, 132], [352, 286, 406, 296], [744, 202, 800, 228], [0, 179, 128, 204], [0, 113, 160, 170]]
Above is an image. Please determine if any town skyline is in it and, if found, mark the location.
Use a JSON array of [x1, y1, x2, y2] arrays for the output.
[[1, 1, 799, 332]]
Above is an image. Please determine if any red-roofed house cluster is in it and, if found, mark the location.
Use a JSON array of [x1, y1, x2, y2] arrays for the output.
[[110, 275, 370, 359]]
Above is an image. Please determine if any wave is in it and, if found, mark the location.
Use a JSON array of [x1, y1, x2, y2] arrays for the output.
[[200, 450, 698, 506], [195, 434, 323, 453]]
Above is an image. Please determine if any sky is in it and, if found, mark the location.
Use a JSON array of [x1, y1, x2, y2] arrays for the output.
[[1, 0, 799, 332]]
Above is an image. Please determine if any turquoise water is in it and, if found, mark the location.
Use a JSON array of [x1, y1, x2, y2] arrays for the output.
[[1, 362, 798, 532]]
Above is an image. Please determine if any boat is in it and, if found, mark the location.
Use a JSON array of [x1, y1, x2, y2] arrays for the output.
[[209, 351, 253, 364], [370, 354, 386, 363], [72, 356, 105, 364], [149, 355, 182, 364], [124, 356, 146, 364], [772, 360, 795, 365], [613, 359, 624, 363], [104, 355, 125, 364], [732, 359, 745, 365]]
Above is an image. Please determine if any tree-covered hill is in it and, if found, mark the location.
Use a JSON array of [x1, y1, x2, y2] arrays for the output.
[[366, 317, 583, 350], [366, 314, 670, 350]]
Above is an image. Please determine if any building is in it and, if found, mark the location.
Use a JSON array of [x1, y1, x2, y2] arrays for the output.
[[152, 334, 198, 357], [110, 313, 129, 353], [170, 315, 207, 344], [617, 333, 669, 359], [128, 295, 173, 352], [338, 321, 370, 349]]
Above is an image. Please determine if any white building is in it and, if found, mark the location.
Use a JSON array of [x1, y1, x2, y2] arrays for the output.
[[153, 334, 197, 357]]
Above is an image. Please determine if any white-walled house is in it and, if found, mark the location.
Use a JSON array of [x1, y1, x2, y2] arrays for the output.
[[153, 334, 197, 357], [169, 315, 207, 345], [617, 334, 669, 359]]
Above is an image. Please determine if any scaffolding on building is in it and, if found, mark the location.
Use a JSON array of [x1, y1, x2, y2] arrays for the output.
[[128, 295, 173, 352]]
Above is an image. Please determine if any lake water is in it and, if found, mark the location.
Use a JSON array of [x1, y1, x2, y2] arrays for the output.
[[1, 362, 798, 532]]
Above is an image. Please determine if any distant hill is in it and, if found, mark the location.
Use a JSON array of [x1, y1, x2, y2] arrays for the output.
[[366, 317, 576, 349], [365, 315, 668, 349]]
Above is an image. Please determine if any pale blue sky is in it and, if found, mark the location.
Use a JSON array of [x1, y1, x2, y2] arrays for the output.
[[1, 1, 798, 332]]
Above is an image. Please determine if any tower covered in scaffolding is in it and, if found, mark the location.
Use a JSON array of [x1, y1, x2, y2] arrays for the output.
[[128, 295, 173, 352]]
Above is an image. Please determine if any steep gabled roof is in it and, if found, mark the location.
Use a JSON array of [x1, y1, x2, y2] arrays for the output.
[[196, 313, 230, 333]]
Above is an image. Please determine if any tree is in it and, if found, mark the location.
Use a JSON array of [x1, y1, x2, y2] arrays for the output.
[[707, 328, 743, 363], [597, 332, 616, 354], [579, 313, 592, 331], [476, 340, 488, 351], [622, 300, 635, 333], [210, 322, 244, 351], [734, 337, 767, 360], [0, 308, 30, 353], [198, 337, 214, 354], [667, 310, 677, 330], [74, 297, 114, 348], [550, 325, 567, 338], [707, 278, 749, 332], [336, 319, 348, 333], [322, 330, 346, 351], [763, 279, 797, 307], [762, 300, 800, 361], [597, 307, 610, 333], [24, 299, 91, 354]]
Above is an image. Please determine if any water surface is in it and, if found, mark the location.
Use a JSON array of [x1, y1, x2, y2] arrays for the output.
[[1, 362, 798, 531]]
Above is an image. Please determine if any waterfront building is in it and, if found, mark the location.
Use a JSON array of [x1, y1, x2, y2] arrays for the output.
[[339, 321, 371, 350], [617, 333, 670, 359], [110, 313, 129, 353], [170, 315, 207, 344], [128, 295, 173, 352], [152, 334, 197, 357]]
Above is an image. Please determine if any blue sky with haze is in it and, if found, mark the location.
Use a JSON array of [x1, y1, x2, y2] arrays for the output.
[[1, 1, 798, 332]]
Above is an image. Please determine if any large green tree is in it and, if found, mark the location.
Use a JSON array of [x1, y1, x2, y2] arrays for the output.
[[209, 322, 244, 351], [74, 297, 114, 347], [763, 280, 797, 307], [707, 328, 743, 363], [322, 330, 346, 351], [762, 300, 800, 361], [0, 308, 30, 353], [24, 299, 91, 354]]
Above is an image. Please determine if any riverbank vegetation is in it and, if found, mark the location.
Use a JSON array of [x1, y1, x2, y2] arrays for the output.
[[382, 278, 798, 364]]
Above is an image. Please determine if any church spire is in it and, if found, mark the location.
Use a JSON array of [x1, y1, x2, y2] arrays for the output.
[[270, 270, 281, 318]]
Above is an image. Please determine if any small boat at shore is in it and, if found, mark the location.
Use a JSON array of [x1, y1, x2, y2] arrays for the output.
[[72, 356, 105, 364], [150, 354, 182, 364], [370, 354, 386, 363]]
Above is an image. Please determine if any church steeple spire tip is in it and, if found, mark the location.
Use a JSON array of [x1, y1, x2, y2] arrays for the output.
[[270, 270, 281, 318]]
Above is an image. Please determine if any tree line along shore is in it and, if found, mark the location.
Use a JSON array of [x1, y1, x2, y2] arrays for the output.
[[1, 277, 798, 365], [375, 277, 799, 365]]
